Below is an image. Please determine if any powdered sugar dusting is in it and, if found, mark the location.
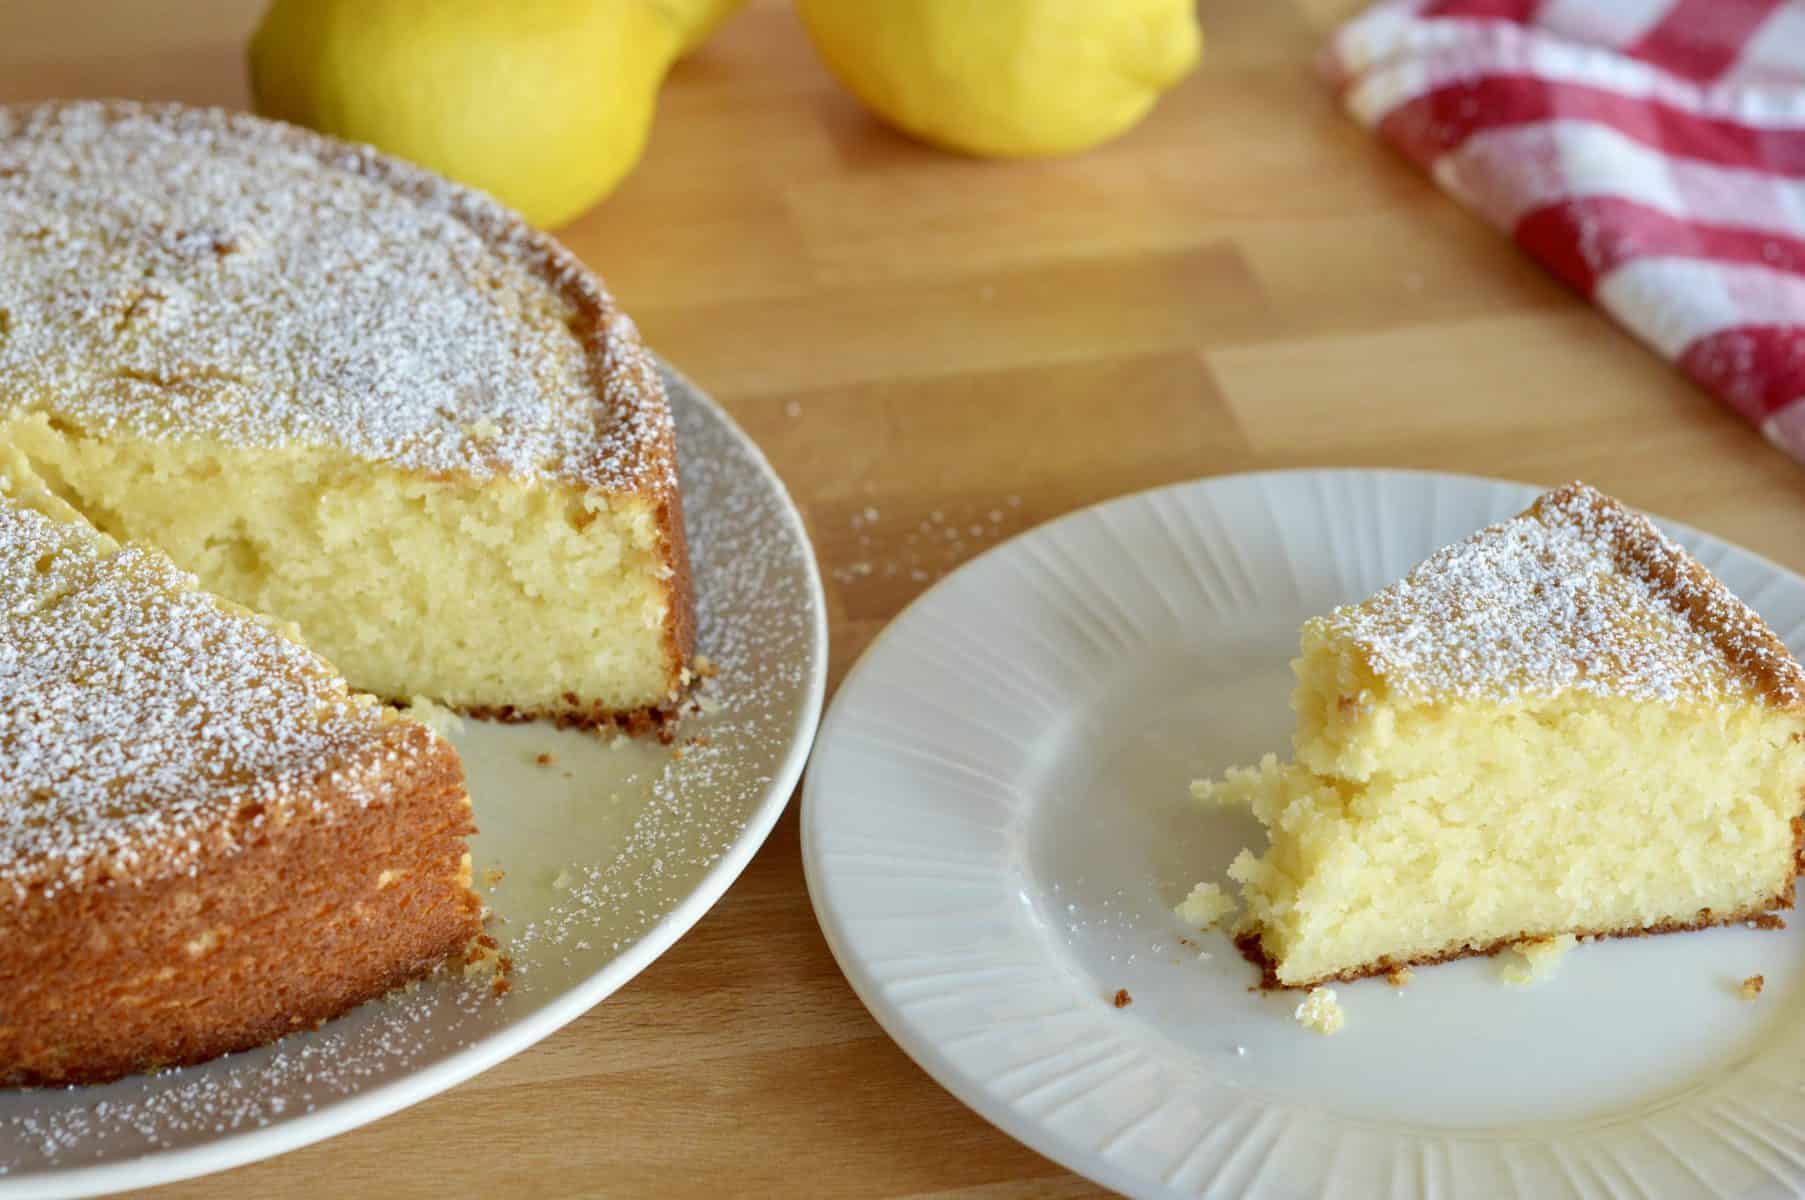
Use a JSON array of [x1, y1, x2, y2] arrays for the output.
[[0, 101, 673, 493], [1326, 482, 1805, 705], [0, 367, 823, 1178], [0, 494, 405, 898]]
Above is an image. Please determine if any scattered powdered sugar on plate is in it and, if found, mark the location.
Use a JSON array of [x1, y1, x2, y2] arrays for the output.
[[0, 364, 824, 1181]]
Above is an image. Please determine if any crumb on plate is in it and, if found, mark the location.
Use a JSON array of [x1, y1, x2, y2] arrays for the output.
[[1501, 933, 1577, 986], [1294, 987, 1344, 1035], [405, 695, 464, 737], [462, 935, 512, 992], [1175, 881, 1236, 929]]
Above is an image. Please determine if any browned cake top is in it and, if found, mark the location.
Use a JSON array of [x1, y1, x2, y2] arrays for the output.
[[0, 493, 428, 900], [1321, 482, 1805, 707], [0, 100, 674, 494]]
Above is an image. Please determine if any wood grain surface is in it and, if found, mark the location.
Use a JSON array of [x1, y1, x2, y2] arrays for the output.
[[4, 1, 1804, 1196]]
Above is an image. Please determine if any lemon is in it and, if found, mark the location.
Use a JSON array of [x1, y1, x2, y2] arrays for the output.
[[249, 0, 697, 228], [795, 0, 1201, 158]]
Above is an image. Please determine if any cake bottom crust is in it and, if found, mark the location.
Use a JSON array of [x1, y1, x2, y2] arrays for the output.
[[456, 661, 706, 742], [460, 697, 680, 741], [1236, 887, 1794, 992]]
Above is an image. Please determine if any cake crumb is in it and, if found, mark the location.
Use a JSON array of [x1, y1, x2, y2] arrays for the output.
[[1294, 987, 1344, 1035], [405, 695, 464, 737], [1750, 914, 1786, 931], [534, 751, 556, 767], [1501, 934, 1577, 986], [1175, 881, 1236, 929], [481, 866, 505, 888], [1386, 966, 1413, 987], [462, 937, 508, 983], [1741, 974, 1765, 999], [1111, 988, 1133, 1009]]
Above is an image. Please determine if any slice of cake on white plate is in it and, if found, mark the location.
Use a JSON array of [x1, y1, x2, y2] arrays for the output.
[[1187, 482, 1805, 990]]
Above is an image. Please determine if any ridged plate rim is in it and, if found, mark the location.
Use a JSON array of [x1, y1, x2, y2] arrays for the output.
[[803, 468, 1805, 1200]]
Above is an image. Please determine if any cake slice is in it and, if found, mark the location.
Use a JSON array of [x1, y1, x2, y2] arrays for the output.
[[0, 101, 692, 728], [1193, 482, 1805, 990], [0, 455, 481, 1086]]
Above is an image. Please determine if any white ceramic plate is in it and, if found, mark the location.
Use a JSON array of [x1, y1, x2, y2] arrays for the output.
[[804, 469, 1805, 1200], [0, 363, 827, 1199]]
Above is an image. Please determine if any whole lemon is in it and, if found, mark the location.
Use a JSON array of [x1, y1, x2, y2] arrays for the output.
[[795, 0, 1202, 158], [249, 0, 691, 228]]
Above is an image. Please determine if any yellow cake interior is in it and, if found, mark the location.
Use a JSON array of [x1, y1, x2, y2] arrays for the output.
[[1207, 683, 1804, 989], [1191, 483, 1805, 990], [0, 412, 677, 713]]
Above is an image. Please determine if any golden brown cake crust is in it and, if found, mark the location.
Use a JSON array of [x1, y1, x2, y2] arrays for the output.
[[0, 723, 480, 1088], [1533, 483, 1805, 709], [658, 489, 699, 698]]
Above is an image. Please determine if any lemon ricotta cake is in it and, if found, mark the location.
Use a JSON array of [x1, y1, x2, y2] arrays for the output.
[[0, 100, 693, 727], [1193, 483, 1805, 990], [0, 454, 480, 1087]]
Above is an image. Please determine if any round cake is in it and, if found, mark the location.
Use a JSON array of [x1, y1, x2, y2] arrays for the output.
[[0, 101, 697, 1085]]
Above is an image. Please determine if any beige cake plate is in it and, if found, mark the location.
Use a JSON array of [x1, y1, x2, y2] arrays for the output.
[[0, 362, 828, 1199], [805, 469, 1805, 1200]]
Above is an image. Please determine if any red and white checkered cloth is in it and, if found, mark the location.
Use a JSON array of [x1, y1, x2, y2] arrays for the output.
[[1324, 0, 1805, 464]]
